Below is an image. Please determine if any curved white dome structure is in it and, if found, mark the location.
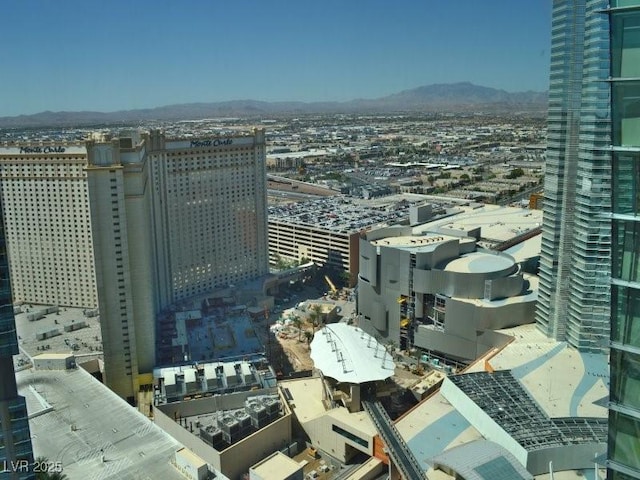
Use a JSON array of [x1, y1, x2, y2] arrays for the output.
[[310, 323, 394, 384]]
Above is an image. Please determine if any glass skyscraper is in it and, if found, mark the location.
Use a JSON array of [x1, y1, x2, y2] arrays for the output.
[[536, 0, 611, 352], [607, 1, 640, 478], [0, 199, 34, 479]]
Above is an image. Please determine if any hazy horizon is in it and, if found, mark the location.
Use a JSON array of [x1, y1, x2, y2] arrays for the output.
[[1, 0, 552, 116]]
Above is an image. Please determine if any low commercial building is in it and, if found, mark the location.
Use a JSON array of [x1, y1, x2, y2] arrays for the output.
[[250, 451, 304, 480], [173, 448, 208, 480], [440, 370, 606, 475], [153, 389, 292, 480], [19, 359, 187, 480], [279, 376, 379, 464], [393, 325, 609, 478], [275, 325, 396, 469]]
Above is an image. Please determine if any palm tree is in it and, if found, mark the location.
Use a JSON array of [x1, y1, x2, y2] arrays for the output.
[[291, 315, 303, 342], [386, 340, 397, 360], [308, 311, 318, 332], [339, 270, 352, 287], [304, 330, 313, 346], [41, 473, 67, 480], [34, 457, 68, 480], [312, 304, 323, 327]]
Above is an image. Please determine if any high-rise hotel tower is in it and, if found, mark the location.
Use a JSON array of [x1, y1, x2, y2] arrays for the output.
[[606, 1, 640, 478], [0, 129, 269, 401], [536, 0, 612, 351]]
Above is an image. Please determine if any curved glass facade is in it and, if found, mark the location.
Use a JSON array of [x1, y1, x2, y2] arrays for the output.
[[608, 2, 640, 479], [537, 0, 611, 351]]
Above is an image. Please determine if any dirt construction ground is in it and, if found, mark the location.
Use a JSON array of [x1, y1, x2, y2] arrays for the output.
[[275, 322, 315, 371]]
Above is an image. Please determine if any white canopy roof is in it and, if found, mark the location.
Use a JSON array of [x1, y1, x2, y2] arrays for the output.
[[310, 323, 395, 384]]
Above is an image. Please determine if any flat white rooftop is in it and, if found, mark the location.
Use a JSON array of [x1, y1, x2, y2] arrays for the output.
[[250, 451, 303, 479], [395, 323, 608, 471], [414, 204, 542, 243], [443, 251, 515, 274], [279, 377, 327, 424], [470, 324, 608, 418], [503, 233, 542, 262], [371, 233, 469, 254], [18, 367, 185, 480], [14, 305, 103, 360]]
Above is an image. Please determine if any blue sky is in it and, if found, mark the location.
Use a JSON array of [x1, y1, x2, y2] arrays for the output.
[[0, 1, 552, 116]]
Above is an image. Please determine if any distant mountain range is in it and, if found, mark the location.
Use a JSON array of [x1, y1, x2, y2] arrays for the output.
[[0, 82, 548, 128]]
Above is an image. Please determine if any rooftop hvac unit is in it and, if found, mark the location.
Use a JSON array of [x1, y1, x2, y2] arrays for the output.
[[203, 366, 217, 381], [199, 425, 222, 446], [247, 401, 268, 418], [225, 364, 238, 386], [241, 363, 254, 384], [263, 397, 280, 415], [218, 415, 241, 434], [234, 410, 252, 429], [251, 412, 270, 429], [218, 413, 249, 444]]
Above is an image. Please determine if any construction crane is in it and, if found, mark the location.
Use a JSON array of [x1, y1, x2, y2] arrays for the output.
[[324, 275, 337, 294]]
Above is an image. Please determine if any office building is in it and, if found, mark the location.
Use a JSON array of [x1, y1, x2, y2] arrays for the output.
[[536, 0, 612, 352], [0, 129, 268, 401], [607, 1, 640, 478], [0, 200, 34, 479]]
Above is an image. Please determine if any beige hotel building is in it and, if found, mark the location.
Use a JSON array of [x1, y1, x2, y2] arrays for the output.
[[0, 129, 269, 401]]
